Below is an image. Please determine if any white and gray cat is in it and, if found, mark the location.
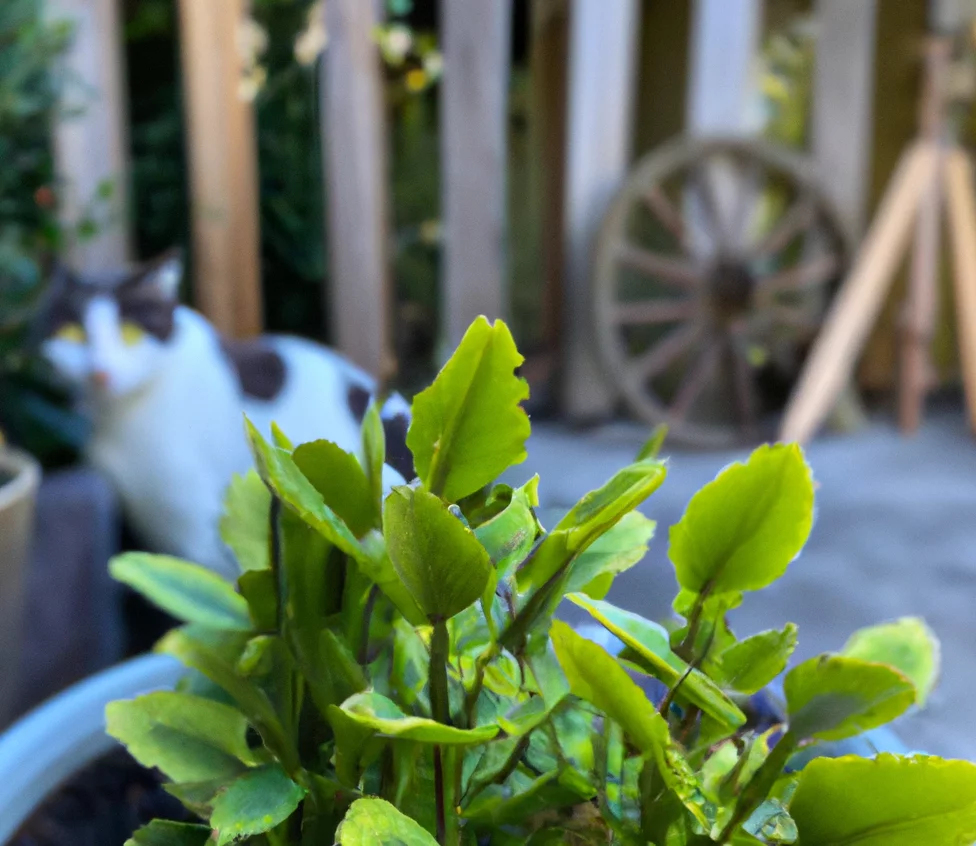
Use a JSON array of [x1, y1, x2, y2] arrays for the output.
[[40, 249, 413, 577]]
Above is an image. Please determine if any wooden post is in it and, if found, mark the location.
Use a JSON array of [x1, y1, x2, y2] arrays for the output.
[[562, 0, 640, 419], [178, 0, 262, 337], [440, 0, 513, 352], [322, 0, 394, 378], [686, 0, 764, 136], [529, 0, 569, 374], [46, 0, 131, 273], [812, 0, 878, 236]]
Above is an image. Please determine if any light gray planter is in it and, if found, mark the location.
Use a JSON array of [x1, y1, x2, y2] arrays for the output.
[[0, 448, 40, 728], [0, 654, 183, 843]]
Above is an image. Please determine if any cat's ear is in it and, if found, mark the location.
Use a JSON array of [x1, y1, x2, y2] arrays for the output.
[[128, 248, 184, 300]]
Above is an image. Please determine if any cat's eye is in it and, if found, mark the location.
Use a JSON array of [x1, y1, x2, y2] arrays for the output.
[[54, 323, 85, 343], [121, 322, 146, 346]]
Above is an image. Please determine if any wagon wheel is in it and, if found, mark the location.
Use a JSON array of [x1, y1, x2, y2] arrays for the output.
[[594, 137, 851, 448]]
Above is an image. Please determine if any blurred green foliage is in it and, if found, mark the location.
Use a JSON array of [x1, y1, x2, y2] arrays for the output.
[[0, 0, 89, 466]]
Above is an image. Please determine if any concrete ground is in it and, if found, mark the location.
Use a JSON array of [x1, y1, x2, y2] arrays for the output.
[[507, 408, 976, 760]]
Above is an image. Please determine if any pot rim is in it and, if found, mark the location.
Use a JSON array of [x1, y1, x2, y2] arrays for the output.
[[0, 447, 40, 512], [0, 653, 184, 844]]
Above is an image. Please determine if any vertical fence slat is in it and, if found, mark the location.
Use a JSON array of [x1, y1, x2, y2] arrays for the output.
[[178, 0, 262, 338], [322, 0, 394, 379], [47, 0, 131, 272], [441, 0, 513, 351], [686, 0, 763, 136], [812, 0, 878, 236], [562, 0, 640, 419]]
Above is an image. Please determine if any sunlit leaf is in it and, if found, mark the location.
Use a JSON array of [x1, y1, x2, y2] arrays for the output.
[[293, 438, 377, 537], [669, 444, 814, 594], [336, 797, 439, 846], [210, 764, 306, 846], [790, 754, 976, 846], [221, 470, 271, 572], [407, 317, 530, 501], [713, 624, 798, 695]]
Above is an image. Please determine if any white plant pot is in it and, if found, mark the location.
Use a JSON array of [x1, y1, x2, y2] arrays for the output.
[[0, 448, 40, 727], [0, 653, 184, 843]]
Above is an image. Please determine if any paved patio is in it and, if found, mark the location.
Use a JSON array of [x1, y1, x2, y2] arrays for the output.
[[509, 407, 976, 760]]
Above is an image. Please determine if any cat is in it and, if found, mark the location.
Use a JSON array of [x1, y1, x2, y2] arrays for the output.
[[39, 249, 413, 577]]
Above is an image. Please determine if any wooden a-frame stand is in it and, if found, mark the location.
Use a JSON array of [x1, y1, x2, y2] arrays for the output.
[[781, 37, 976, 443]]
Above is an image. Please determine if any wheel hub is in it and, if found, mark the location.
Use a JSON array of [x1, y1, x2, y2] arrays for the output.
[[708, 257, 754, 321]]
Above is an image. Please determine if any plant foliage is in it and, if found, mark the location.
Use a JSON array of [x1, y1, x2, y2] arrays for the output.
[[109, 317, 976, 845]]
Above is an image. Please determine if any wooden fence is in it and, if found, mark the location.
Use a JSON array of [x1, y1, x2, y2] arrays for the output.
[[47, 0, 961, 415]]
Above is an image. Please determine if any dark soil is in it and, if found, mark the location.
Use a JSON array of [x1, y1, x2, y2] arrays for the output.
[[8, 749, 197, 846]]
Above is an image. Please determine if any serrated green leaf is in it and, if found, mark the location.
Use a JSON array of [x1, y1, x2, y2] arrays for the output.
[[518, 459, 666, 591], [384, 485, 493, 621], [669, 443, 814, 594], [841, 617, 940, 706], [125, 821, 212, 846], [106, 691, 255, 783], [109, 553, 251, 631], [211, 764, 306, 846], [713, 624, 798, 695], [563, 511, 656, 599], [549, 621, 702, 815], [566, 593, 745, 727], [293, 439, 376, 536], [245, 418, 363, 560], [221, 470, 271, 572], [407, 317, 530, 501], [473, 476, 541, 578], [784, 654, 915, 741], [336, 797, 439, 845], [790, 754, 976, 846]]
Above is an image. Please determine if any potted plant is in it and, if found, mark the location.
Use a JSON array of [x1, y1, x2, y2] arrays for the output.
[[2, 316, 973, 845]]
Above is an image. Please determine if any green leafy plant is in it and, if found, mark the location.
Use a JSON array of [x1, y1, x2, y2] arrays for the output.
[[107, 316, 976, 846], [0, 0, 89, 466]]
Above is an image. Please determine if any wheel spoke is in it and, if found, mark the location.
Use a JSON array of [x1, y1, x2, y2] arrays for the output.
[[748, 194, 820, 261], [627, 322, 700, 382], [640, 185, 689, 249], [729, 334, 759, 435], [668, 337, 722, 422], [769, 304, 820, 333], [615, 242, 700, 289], [757, 253, 840, 295], [689, 164, 729, 250], [613, 298, 697, 326]]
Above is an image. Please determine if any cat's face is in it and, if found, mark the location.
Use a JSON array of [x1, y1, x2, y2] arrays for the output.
[[40, 251, 183, 400]]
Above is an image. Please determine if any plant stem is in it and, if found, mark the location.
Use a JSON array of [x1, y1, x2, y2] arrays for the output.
[[429, 619, 459, 846]]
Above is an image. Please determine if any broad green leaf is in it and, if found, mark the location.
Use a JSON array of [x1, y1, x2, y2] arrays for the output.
[[790, 754, 976, 846], [336, 797, 439, 846], [784, 654, 915, 741], [109, 553, 251, 632], [125, 821, 212, 846], [293, 439, 376, 536], [106, 691, 256, 783], [156, 626, 296, 771], [740, 798, 796, 843], [329, 691, 498, 746], [473, 476, 541, 578], [462, 768, 594, 826], [518, 459, 666, 590], [563, 511, 656, 599], [245, 419, 363, 560], [566, 594, 745, 727], [362, 400, 386, 511], [407, 316, 530, 501], [356, 532, 427, 625], [841, 617, 940, 706], [221, 470, 271, 572], [384, 485, 493, 621], [712, 624, 798, 695], [669, 443, 814, 594], [210, 764, 306, 846], [270, 421, 293, 449], [164, 779, 226, 817], [637, 423, 668, 461], [549, 621, 702, 816]]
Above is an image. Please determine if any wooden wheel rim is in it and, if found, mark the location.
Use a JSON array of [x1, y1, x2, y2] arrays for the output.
[[593, 136, 852, 448]]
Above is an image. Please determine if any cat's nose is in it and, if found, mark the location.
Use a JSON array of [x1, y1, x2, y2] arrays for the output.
[[91, 370, 111, 390]]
